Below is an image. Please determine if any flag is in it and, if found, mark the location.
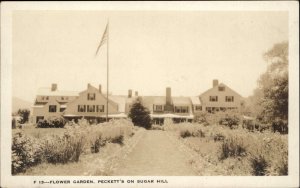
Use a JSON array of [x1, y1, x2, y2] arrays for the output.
[[95, 23, 108, 55]]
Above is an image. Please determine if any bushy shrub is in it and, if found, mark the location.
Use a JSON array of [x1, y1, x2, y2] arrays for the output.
[[242, 119, 271, 132], [37, 116, 65, 128], [110, 135, 124, 145], [193, 129, 205, 137], [194, 112, 210, 125], [11, 119, 136, 174], [272, 119, 288, 134], [43, 130, 86, 164], [250, 155, 268, 176], [195, 110, 241, 128], [219, 115, 240, 129], [88, 130, 103, 153], [180, 130, 192, 138], [219, 136, 247, 160], [177, 124, 205, 138], [17, 109, 30, 124], [245, 131, 288, 176], [214, 133, 225, 142], [11, 131, 43, 174]]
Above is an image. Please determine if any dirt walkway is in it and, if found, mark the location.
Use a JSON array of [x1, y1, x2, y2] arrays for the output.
[[112, 130, 197, 176]]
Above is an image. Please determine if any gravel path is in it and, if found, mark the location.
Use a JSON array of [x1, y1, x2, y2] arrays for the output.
[[112, 130, 197, 176]]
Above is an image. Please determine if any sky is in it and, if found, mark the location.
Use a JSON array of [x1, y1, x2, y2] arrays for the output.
[[12, 11, 288, 102]]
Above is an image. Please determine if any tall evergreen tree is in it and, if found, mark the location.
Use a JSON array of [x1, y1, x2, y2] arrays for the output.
[[128, 98, 152, 129]]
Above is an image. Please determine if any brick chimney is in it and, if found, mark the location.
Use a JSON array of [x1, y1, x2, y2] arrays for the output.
[[135, 91, 138, 97], [99, 84, 102, 93], [166, 87, 171, 105], [213, 79, 219, 88], [51, 83, 57, 91], [87, 83, 91, 88], [128, 89, 132, 98]]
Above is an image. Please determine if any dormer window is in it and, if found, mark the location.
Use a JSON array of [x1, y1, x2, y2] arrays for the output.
[[61, 97, 64, 100], [218, 86, 225, 91], [154, 105, 163, 112], [46, 96, 49, 100], [87, 93, 96, 100], [49, 105, 57, 112], [41, 96, 45, 100]]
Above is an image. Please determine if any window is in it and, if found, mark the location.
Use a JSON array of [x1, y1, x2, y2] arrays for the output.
[[36, 116, 44, 123], [46, 96, 49, 100], [87, 105, 95, 112], [174, 106, 189, 113], [206, 107, 212, 113], [209, 96, 218, 102], [225, 96, 234, 102], [87, 93, 96, 100], [49, 105, 57, 112], [78, 105, 86, 112], [96, 105, 104, 112], [218, 86, 225, 91], [61, 97, 64, 100], [195, 105, 202, 111], [60, 108, 65, 112], [41, 96, 45, 100], [212, 107, 220, 112], [154, 105, 163, 112]]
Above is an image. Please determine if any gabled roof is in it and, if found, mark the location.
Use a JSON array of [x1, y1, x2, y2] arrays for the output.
[[172, 97, 191, 106], [140, 96, 158, 111], [190, 97, 201, 105], [79, 85, 98, 95], [153, 96, 166, 104], [108, 95, 138, 112], [37, 87, 78, 96], [109, 95, 127, 112], [199, 83, 243, 98]]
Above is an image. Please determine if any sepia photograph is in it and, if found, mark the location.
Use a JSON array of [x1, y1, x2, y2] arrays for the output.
[[1, 1, 299, 188]]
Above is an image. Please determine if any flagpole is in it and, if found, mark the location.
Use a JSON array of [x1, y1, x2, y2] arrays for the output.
[[106, 20, 109, 122]]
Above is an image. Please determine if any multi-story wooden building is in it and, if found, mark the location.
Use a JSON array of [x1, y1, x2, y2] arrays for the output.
[[199, 79, 244, 113], [31, 80, 244, 124]]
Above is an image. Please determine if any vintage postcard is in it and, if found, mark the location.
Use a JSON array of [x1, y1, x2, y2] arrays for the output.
[[1, 1, 299, 188]]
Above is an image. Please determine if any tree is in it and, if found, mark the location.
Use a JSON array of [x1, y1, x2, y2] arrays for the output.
[[246, 42, 288, 134], [258, 41, 288, 122], [17, 109, 30, 124], [128, 98, 152, 129]]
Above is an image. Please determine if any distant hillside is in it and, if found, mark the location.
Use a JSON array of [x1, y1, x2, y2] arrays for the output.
[[12, 97, 32, 113]]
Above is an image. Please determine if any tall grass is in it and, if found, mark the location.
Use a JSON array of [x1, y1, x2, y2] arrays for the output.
[[219, 136, 247, 160], [165, 122, 288, 176], [12, 119, 135, 175]]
